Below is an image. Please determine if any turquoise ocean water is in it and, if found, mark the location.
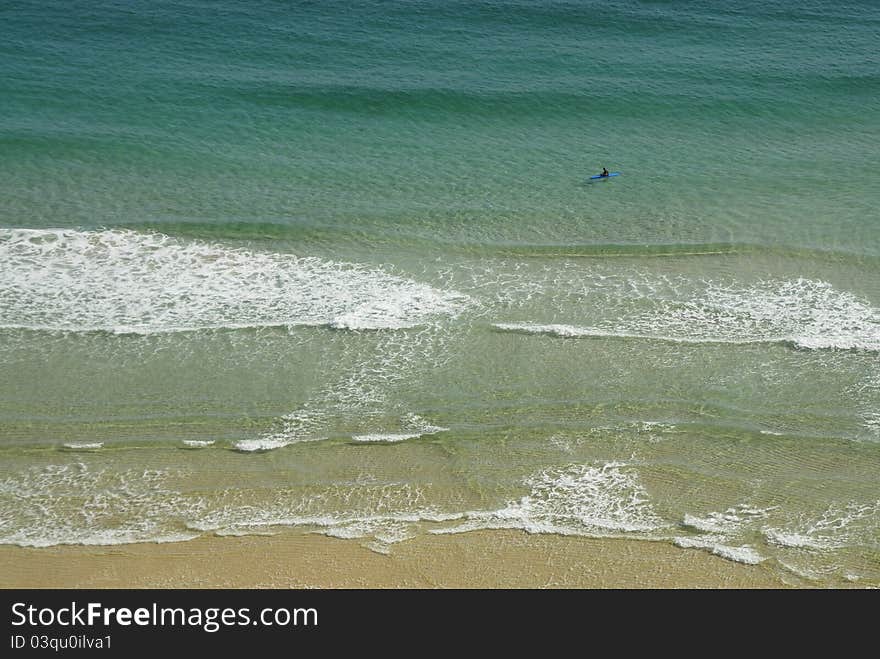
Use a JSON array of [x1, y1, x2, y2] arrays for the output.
[[1, 0, 878, 585]]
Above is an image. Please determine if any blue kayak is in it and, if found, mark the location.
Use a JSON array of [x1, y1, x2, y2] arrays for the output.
[[589, 172, 621, 179]]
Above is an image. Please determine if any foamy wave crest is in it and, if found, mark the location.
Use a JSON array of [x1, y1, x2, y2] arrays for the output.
[[492, 322, 767, 344], [185, 481, 463, 553], [232, 436, 323, 452], [248, 336, 452, 450], [673, 537, 764, 565], [352, 432, 422, 443], [323, 518, 415, 554], [764, 501, 880, 550], [680, 504, 774, 536], [863, 412, 880, 437], [0, 228, 469, 333], [494, 278, 880, 352], [181, 440, 215, 449], [238, 409, 327, 452], [0, 463, 203, 547], [402, 413, 449, 435], [675, 504, 774, 565], [435, 461, 665, 537], [352, 413, 449, 443], [0, 463, 468, 550], [187, 481, 432, 533], [61, 442, 104, 450]]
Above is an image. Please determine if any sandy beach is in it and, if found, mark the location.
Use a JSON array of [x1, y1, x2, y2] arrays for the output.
[[0, 530, 790, 589]]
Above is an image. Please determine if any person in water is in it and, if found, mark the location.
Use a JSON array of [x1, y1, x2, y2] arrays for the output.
[[601, 167, 609, 177]]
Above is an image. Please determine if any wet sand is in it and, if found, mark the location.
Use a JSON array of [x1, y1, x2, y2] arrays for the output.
[[0, 530, 788, 588]]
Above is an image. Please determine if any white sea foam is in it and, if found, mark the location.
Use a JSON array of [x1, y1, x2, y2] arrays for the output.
[[245, 408, 330, 452], [61, 442, 104, 450], [673, 536, 764, 565], [181, 440, 215, 449], [171, 471, 466, 553], [436, 461, 664, 538], [637, 421, 675, 433], [243, 319, 451, 450], [351, 432, 422, 443], [0, 463, 204, 547], [763, 501, 880, 550], [763, 529, 831, 550], [674, 504, 775, 565], [232, 437, 316, 452], [493, 278, 880, 352], [850, 371, 880, 438], [493, 322, 772, 344], [774, 558, 822, 582], [248, 335, 451, 450], [185, 482, 438, 541], [402, 413, 449, 436], [681, 512, 738, 535], [681, 505, 773, 536], [0, 228, 469, 334], [351, 414, 449, 443], [324, 518, 414, 552], [861, 412, 880, 437]]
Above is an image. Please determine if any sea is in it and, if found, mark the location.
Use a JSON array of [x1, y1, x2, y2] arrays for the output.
[[1, 0, 878, 586]]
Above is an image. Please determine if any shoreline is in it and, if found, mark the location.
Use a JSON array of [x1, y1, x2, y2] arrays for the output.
[[0, 530, 792, 589]]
